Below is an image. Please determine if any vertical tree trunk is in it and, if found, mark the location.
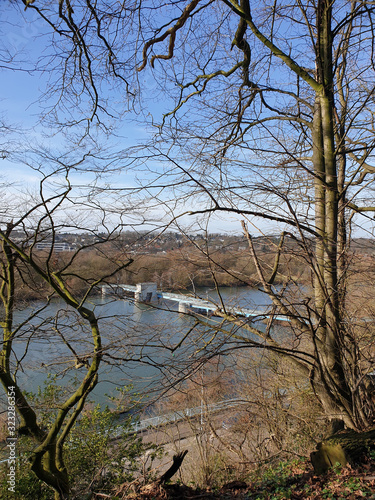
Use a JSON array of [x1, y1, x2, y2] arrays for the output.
[[311, 0, 355, 428]]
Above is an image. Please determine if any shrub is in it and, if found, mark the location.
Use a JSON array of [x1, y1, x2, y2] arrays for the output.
[[0, 380, 162, 498]]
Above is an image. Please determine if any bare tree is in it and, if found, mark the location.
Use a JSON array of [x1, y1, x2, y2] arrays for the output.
[[133, 0, 375, 431], [0, 153, 144, 498], [0, 149, 227, 498], [5, 0, 375, 445]]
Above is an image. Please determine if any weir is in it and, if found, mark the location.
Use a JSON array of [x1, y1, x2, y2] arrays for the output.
[[100, 283, 289, 322]]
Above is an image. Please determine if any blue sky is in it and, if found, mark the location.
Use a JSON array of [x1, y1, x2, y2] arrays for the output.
[[0, 5, 248, 235], [1, 4, 374, 238]]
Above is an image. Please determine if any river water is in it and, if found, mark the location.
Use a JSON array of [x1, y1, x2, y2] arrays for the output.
[[10, 286, 274, 407]]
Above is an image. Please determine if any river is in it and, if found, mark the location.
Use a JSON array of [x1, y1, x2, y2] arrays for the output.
[[10, 286, 275, 408]]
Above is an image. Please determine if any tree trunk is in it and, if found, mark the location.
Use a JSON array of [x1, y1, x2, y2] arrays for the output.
[[310, 0, 356, 429], [311, 428, 375, 474]]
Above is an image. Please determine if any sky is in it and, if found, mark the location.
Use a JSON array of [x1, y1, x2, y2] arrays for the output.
[[1, 4, 374, 239], [0, 5, 251, 236]]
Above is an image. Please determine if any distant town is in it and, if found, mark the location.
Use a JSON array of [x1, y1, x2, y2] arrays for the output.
[[9, 229, 375, 256]]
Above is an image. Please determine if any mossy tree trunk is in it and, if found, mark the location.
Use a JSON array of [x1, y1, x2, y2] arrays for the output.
[[311, 428, 375, 474], [0, 220, 132, 498], [0, 227, 100, 498]]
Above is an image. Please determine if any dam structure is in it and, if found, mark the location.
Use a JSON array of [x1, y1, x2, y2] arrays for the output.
[[100, 282, 289, 322]]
